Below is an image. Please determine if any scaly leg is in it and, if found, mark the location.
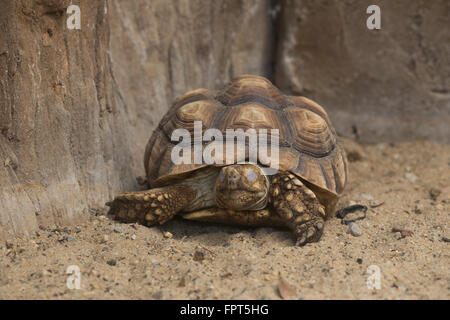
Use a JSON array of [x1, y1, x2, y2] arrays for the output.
[[269, 172, 326, 246], [106, 185, 196, 226]]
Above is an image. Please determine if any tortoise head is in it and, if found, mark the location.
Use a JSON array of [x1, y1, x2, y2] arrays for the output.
[[215, 163, 269, 211]]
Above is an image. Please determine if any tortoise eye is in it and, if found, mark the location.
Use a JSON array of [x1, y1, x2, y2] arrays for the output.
[[246, 169, 257, 182]]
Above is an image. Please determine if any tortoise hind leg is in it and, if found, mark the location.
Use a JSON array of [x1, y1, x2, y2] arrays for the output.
[[269, 172, 326, 246], [106, 185, 196, 226]]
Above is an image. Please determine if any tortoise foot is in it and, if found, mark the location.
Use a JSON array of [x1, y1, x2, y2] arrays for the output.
[[293, 217, 325, 246], [269, 171, 326, 246]]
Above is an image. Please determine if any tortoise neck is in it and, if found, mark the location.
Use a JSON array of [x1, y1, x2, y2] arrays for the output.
[[180, 167, 220, 212]]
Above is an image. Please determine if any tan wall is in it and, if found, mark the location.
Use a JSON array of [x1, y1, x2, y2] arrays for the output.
[[0, 0, 273, 238], [275, 0, 450, 143]]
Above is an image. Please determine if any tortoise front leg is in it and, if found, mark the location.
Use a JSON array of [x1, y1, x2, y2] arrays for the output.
[[106, 185, 196, 226], [269, 172, 326, 246]]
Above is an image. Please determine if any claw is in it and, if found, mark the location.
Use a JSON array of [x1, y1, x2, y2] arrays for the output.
[[296, 236, 307, 246], [307, 227, 315, 239]]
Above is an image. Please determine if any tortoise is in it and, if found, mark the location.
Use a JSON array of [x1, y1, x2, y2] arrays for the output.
[[107, 75, 348, 246]]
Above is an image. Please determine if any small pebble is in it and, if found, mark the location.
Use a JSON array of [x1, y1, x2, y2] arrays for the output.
[[392, 227, 413, 239], [113, 226, 122, 234], [414, 203, 424, 214], [131, 234, 137, 240], [163, 231, 173, 239], [347, 222, 362, 237], [429, 188, 441, 201], [347, 152, 362, 162], [107, 259, 117, 266], [172, 247, 181, 254], [362, 194, 374, 201], [405, 172, 417, 183], [178, 277, 186, 287], [193, 251, 204, 262]]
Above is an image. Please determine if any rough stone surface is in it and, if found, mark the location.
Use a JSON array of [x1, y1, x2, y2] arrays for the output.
[[0, 0, 273, 239], [275, 0, 450, 143]]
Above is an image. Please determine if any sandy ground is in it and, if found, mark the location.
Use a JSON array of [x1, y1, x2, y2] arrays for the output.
[[0, 140, 449, 299]]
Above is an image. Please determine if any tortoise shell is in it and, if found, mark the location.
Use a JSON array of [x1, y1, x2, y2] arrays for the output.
[[144, 75, 347, 212]]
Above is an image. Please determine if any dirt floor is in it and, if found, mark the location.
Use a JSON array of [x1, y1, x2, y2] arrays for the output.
[[0, 140, 449, 299]]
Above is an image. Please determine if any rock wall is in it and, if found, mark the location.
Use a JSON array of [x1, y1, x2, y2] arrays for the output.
[[0, 0, 273, 238], [275, 0, 450, 143]]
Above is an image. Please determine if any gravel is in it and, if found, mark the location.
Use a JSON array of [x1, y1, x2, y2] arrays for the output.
[[347, 222, 363, 237], [163, 232, 173, 239], [414, 202, 424, 214], [429, 188, 441, 201], [405, 172, 418, 183], [0, 141, 449, 300], [362, 194, 374, 201], [106, 259, 117, 266], [113, 226, 123, 234]]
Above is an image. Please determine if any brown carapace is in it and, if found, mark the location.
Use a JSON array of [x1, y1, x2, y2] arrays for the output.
[[107, 75, 348, 246]]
